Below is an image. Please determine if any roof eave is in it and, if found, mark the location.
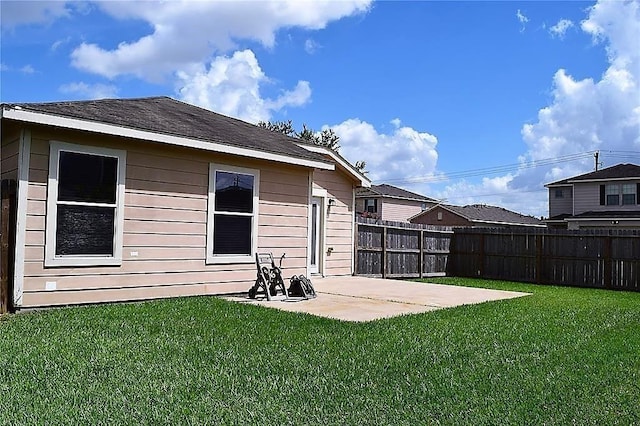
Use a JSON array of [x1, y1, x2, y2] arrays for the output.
[[298, 143, 370, 186], [567, 177, 640, 184], [567, 216, 640, 222], [3, 106, 334, 171]]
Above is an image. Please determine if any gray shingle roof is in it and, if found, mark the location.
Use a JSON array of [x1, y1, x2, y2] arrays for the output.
[[443, 204, 543, 226], [3, 96, 328, 164], [546, 163, 640, 186], [356, 184, 436, 202]]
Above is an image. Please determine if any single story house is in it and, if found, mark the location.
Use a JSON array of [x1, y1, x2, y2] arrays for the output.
[[355, 184, 437, 222], [409, 203, 545, 228], [0, 97, 369, 309]]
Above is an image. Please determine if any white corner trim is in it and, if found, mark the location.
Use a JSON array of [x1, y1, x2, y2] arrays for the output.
[[306, 171, 313, 278], [351, 185, 356, 275], [13, 129, 31, 306], [3, 107, 333, 171]]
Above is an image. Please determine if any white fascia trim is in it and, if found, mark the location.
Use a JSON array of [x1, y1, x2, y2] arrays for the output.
[[298, 143, 370, 187], [472, 219, 547, 227], [544, 183, 573, 188], [3, 108, 333, 171], [567, 217, 640, 222], [13, 129, 31, 306], [568, 177, 640, 184]]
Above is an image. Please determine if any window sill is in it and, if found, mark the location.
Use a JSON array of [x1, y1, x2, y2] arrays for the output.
[[44, 257, 123, 268], [206, 254, 255, 265]]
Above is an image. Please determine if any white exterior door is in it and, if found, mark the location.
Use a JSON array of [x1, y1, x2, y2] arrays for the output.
[[310, 197, 323, 274]]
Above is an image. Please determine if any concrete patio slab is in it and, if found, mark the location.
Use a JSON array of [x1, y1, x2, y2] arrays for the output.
[[223, 276, 529, 322]]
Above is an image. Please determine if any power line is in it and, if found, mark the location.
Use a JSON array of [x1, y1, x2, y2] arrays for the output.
[[378, 151, 596, 185]]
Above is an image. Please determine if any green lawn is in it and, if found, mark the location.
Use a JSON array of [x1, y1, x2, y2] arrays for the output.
[[1, 278, 639, 425]]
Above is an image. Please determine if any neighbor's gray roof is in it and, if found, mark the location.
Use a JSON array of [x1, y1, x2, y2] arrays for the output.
[[546, 163, 640, 187], [439, 204, 543, 226], [356, 184, 437, 202], [1, 96, 329, 165]]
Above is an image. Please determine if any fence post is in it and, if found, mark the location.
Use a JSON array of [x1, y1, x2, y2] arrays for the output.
[[353, 220, 359, 276], [418, 229, 424, 279], [536, 234, 542, 284], [382, 226, 387, 278], [604, 235, 612, 289], [478, 232, 485, 277]]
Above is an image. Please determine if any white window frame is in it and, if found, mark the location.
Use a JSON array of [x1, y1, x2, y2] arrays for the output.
[[206, 163, 259, 264], [45, 141, 126, 267], [365, 198, 377, 213], [622, 184, 636, 205], [606, 184, 620, 206]]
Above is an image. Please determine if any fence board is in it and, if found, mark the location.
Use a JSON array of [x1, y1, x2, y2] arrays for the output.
[[355, 218, 453, 278], [447, 228, 638, 292]]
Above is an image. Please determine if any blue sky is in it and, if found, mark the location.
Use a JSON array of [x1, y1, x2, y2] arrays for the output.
[[2, 0, 639, 218]]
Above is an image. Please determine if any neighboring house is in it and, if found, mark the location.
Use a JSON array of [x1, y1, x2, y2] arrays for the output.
[[409, 204, 545, 228], [545, 163, 640, 230], [0, 97, 369, 309], [355, 184, 437, 222]]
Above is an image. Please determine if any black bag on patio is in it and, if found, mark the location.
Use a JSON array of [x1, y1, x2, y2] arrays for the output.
[[288, 275, 316, 299]]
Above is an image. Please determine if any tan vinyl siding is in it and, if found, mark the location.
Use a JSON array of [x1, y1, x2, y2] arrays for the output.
[[381, 199, 428, 222], [313, 169, 355, 276], [548, 186, 573, 217], [20, 128, 311, 307], [573, 181, 640, 215], [1, 135, 20, 180]]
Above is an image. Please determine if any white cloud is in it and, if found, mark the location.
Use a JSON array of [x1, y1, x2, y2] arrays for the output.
[[516, 9, 529, 33], [59, 82, 118, 99], [331, 118, 438, 185], [176, 49, 311, 123], [304, 38, 321, 54], [70, 0, 371, 80], [549, 19, 574, 39], [20, 65, 35, 74], [51, 36, 71, 52], [0, 1, 70, 31], [506, 0, 640, 217]]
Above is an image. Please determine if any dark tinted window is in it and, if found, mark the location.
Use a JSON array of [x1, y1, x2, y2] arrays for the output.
[[213, 215, 251, 255], [215, 171, 253, 213], [58, 151, 118, 204], [56, 205, 115, 255]]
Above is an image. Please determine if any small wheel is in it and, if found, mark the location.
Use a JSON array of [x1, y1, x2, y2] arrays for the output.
[[248, 287, 257, 299]]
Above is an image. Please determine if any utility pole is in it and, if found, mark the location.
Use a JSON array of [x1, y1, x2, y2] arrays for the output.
[[594, 151, 600, 171]]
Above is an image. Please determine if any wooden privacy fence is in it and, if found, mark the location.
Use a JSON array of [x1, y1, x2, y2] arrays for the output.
[[1, 179, 17, 314], [355, 218, 453, 278], [448, 228, 639, 291]]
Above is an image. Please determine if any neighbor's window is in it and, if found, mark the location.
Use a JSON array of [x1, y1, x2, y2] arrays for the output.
[[606, 184, 620, 206], [365, 198, 377, 213], [46, 142, 126, 266], [622, 184, 636, 205], [207, 164, 259, 263]]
